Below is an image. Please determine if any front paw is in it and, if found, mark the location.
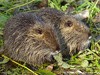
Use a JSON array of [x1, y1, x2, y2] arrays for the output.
[[50, 51, 61, 56]]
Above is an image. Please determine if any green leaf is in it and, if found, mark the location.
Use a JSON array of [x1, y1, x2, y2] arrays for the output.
[[36, 69, 56, 75], [0, 56, 9, 64], [81, 60, 89, 67], [61, 62, 70, 68], [53, 53, 63, 66], [61, 5, 68, 11], [53, 53, 70, 69], [0, 13, 9, 26]]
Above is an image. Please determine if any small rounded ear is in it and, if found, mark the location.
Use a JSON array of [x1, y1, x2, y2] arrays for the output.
[[73, 10, 89, 20], [64, 20, 73, 27]]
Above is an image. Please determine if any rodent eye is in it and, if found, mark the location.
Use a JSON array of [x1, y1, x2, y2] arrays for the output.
[[35, 29, 43, 34], [65, 20, 73, 27]]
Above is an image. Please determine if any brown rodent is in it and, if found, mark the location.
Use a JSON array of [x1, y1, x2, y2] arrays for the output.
[[2, 8, 91, 66]]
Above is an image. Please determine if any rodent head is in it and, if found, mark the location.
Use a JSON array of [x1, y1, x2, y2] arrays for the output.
[[28, 21, 60, 51], [59, 15, 91, 55]]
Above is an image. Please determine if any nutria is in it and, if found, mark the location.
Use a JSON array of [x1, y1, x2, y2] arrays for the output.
[[36, 8, 91, 55], [2, 8, 91, 66]]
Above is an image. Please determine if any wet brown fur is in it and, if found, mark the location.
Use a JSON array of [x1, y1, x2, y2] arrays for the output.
[[2, 8, 90, 66]]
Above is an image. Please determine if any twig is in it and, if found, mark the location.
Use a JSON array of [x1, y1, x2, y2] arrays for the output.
[[6, 0, 35, 13], [2, 54, 38, 75]]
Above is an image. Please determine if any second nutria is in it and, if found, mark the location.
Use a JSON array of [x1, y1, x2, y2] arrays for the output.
[[2, 8, 91, 66], [36, 8, 91, 55]]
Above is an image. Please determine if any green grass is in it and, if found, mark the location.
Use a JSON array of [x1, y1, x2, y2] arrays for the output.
[[0, 0, 100, 75]]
